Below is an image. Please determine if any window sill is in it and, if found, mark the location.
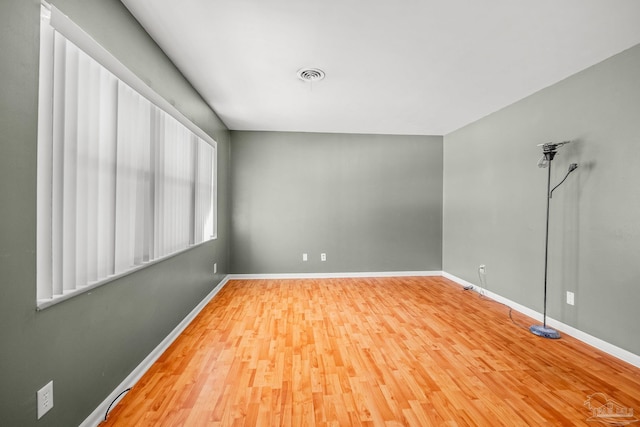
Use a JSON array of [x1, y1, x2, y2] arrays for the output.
[[36, 238, 216, 311]]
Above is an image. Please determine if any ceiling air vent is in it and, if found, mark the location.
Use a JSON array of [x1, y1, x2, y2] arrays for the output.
[[297, 68, 325, 82]]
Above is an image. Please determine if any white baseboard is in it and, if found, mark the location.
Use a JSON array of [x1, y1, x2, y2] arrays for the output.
[[80, 275, 231, 427], [442, 272, 640, 369], [228, 271, 443, 280]]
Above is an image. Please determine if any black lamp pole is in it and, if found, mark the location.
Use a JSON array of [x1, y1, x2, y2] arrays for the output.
[[530, 142, 577, 339], [542, 152, 553, 329]]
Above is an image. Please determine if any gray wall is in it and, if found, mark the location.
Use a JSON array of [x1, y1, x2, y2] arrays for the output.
[[443, 44, 640, 356], [0, 1, 230, 425], [230, 131, 443, 274]]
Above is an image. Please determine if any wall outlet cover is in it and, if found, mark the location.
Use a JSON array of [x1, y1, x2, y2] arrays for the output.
[[37, 380, 54, 419], [566, 291, 575, 306]]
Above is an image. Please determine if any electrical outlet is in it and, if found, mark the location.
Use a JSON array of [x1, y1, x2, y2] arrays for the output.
[[321, 253, 327, 262], [566, 291, 575, 306], [479, 264, 486, 274], [37, 380, 54, 419], [213, 262, 217, 274], [302, 253, 308, 261]]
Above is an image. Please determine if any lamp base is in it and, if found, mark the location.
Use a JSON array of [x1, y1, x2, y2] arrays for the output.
[[529, 324, 561, 339]]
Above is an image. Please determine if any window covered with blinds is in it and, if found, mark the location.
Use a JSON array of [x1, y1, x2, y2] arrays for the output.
[[37, 5, 216, 309]]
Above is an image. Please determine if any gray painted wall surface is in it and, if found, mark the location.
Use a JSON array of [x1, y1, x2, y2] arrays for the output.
[[0, 1, 230, 425], [443, 44, 640, 356], [230, 131, 443, 274]]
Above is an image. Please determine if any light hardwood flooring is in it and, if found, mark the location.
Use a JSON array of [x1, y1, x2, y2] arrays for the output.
[[102, 276, 640, 426]]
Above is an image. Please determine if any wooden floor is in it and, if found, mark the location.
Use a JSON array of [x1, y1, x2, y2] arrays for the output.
[[103, 277, 640, 426]]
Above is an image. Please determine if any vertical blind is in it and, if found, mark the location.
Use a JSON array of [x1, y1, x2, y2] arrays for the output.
[[37, 6, 216, 308]]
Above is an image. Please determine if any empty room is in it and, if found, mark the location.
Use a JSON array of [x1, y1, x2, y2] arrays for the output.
[[2, 0, 640, 426]]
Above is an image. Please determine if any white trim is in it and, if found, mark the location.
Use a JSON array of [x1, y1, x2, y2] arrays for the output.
[[79, 275, 231, 427], [442, 271, 640, 369], [228, 271, 443, 280]]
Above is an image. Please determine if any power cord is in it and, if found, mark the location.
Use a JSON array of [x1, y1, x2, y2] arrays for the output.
[[508, 307, 529, 330], [461, 266, 528, 331], [103, 387, 131, 422]]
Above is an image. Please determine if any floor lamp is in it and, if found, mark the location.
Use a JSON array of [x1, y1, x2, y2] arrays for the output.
[[530, 141, 578, 339]]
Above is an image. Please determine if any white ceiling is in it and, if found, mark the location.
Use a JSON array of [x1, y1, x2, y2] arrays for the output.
[[120, 0, 640, 136]]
